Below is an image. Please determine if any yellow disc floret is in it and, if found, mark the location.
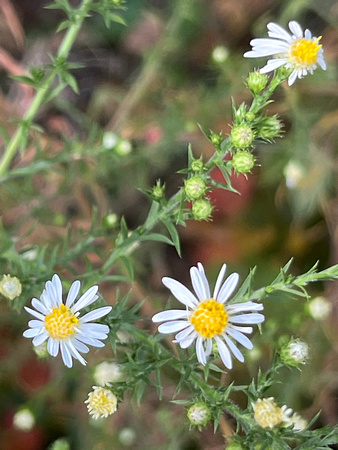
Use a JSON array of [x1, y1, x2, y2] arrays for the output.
[[190, 299, 228, 338], [45, 303, 79, 339], [289, 37, 322, 68]]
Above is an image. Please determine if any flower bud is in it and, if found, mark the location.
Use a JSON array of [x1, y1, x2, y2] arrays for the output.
[[255, 115, 282, 140], [191, 157, 205, 173], [115, 139, 132, 156], [49, 438, 70, 450], [103, 213, 119, 229], [280, 339, 309, 367], [246, 71, 269, 93], [192, 198, 213, 221], [33, 341, 49, 359], [102, 131, 119, 149], [211, 45, 229, 64], [185, 176, 207, 200], [13, 408, 35, 431], [152, 180, 166, 201], [307, 296, 332, 321], [210, 133, 223, 148], [252, 397, 292, 429], [232, 150, 255, 174], [187, 402, 211, 428], [93, 362, 121, 386], [0, 274, 22, 300], [230, 124, 255, 149]]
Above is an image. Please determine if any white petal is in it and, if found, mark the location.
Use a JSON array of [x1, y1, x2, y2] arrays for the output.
[[213, 264, 227, 299], [24, 306, 45, 321], [72, 285, 99, 313], [260, 59, 287, 73], [318, 57, 326, 70], [178, 335, 196, 349], [45, 279, 59, 308], [32, 332, 49, 346], [288, 69, 298, 86], [66, 280, 81, 307], [196, 337, 206, 365], [152, 310, 188, 322], [162, 277, 199, 308], [31, 298, 49, 315], [66, 340, 87, 365], [51, 274, 63, 301], [228, 313, 265, 325], [174, 325, 196, 342], [48, 337, 59, 356], [28, 319, 45, 329], [60, 341, 73, 367], [76, 334, 105, 348], [79, 323, 109, 335], [226, 328, 253, 349], [217, 273, 239, 303], [80, 306, 112, 323], [23, 328, 41, 338], [230, 325, 253, 334], [158, 321, 189, 334], [190, 263, 210, 301], [40, 290, 52, 309], [224, 335, 244, 362], [227, 301, 263, 313], [215, 336, 232, 369], [72, 339, 90, 353], [289, 21, 303, 39], [267, 22, 292, 41]]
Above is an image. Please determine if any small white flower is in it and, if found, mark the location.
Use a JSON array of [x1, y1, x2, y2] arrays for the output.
[[152, 263, 264, 369], [244, 21, 326, 85], [286, 412, 308, 431], [283, 160, 305, 189], [23, 275, 112, 368]]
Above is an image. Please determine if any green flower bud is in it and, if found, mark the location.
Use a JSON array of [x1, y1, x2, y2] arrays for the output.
[[187, 402, 211, 428], [192, 198, 213, 221], [103, 213, 119, 229], [152, 180, 165, 201], [245, 112, 256, 122], [49, 438, 70, 450], [211, 45, 229, 64], [191, 157, 205, 173], [234, 103, 248, 123], [210, 133, 223, 147], [230, 124, 255, 149], [246, 71, 269, 93], [185, 176, 207, 200], [232, 150, 255, 174], [115, 139, 132, 156], [255, 115, 282, 140], [280, 339, 309, 367]]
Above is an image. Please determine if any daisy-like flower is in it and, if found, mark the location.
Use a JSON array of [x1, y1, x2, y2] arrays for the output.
[[244, 21, 326, 86], [152, 263, 264, 369], [23, 275, 112, 368]]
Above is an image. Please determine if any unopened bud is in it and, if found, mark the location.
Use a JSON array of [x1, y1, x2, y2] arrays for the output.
[[255, 115, 282, 140], [192, 198, 213, 221], [246, 71, 269, 93], [230, 124, 255, 149], [185, 176, 207, 200], [187, 402, 211, 428], [280, 339, 309, 367], [0, 275, 22, 300], [191, 157, 205, 173], [232, 150, 255, 174]]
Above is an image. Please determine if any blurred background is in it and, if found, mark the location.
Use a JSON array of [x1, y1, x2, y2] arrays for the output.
[[0, 0, 338, 448]]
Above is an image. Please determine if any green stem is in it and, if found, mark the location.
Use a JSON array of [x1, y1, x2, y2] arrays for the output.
[[0, 0, 92, 178]]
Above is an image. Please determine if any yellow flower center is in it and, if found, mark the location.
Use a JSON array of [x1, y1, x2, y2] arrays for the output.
[[86, 387, 118, 419], [253, 398, 284, 428], [45, 304, 79, 339], [289, 37, 322, 67], [190, 299, 228, 338]]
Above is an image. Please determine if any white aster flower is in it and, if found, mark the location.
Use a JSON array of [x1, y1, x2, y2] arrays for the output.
[[23, 274, 112, 368], [244, 21, 326, 86], [152, 263, 265, 369]]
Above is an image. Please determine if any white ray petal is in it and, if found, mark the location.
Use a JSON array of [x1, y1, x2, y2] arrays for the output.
[[215, 336, 232, 369], [217, 273, 239, 303], [66, 280, 81, 307], [162, 277, 199, 308], [228, 313, 265, 325], [72, 286, 99, 313], [60, 341, 73, 368], [224, 335, 244, 362], [32, 332, 49, 346], [213, 264, 227, 299], [80, 306, 112, 323], [24, 306, 45, 321], [152, 310, 188, 322], [196, 337, 206, 365], [48, 337, 59, 356], [226, 328, 253, 349], [289, 21, 303, 39], [158, 321, 189, 334]]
